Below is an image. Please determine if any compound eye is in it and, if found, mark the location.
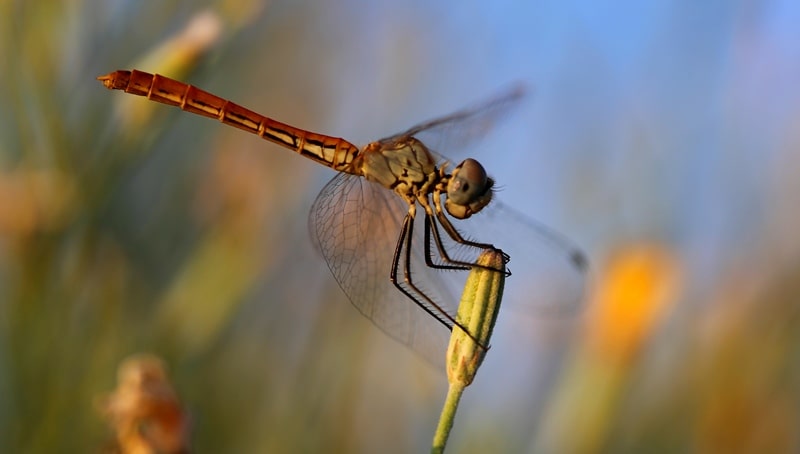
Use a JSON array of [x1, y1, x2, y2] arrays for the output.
[[445, 158, 494, 219]]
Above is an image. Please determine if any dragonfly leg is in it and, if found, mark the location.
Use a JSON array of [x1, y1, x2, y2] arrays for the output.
[[423, 214, 469, 271], [389, 211, 487, 350], [428, 187, 510, 266], [438, 210, 508, 258], [421, 196, 511, 276], [429, 212, 510, 276]]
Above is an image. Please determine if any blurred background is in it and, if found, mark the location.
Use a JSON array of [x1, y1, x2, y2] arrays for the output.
[[2, 0, 800, 452]]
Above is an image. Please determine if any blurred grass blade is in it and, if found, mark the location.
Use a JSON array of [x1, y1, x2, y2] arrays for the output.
[[432, 249, 506, 453]]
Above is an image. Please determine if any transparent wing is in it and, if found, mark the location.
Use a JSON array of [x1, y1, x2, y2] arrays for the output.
[[309, 172, 454, 367], [440, 197, 588, 316], [382, 84, 526, 160]]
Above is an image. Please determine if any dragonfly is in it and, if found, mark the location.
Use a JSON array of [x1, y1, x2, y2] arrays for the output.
[[98, 69, 587, 366]]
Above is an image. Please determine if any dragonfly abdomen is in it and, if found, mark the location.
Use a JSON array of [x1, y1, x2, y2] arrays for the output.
[[97, 70, 360, 172]]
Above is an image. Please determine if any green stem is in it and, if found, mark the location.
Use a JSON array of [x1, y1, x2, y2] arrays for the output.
[[431, 381, 466, 454]]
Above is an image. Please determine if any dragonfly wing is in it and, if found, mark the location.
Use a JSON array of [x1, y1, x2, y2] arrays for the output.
[[309, 172, 454, 367], [382, 84, 526, 161], [441, 197, 588, 317]]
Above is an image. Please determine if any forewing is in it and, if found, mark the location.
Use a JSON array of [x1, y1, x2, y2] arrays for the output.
[[383, 84, 526, 162]]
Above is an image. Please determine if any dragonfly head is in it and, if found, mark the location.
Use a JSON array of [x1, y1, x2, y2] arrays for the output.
[[445, 158, 494, 219]]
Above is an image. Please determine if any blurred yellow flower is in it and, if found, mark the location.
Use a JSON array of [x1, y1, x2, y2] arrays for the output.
[[586, 244, 682, 366]]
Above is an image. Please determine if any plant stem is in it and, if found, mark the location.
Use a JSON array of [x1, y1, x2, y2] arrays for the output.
[[431, 381, 466, 454]]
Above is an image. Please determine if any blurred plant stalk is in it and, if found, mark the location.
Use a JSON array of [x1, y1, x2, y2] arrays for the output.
[[431, 249, 506, 453]]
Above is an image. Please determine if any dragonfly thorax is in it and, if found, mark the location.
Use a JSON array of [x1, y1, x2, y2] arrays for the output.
[[359, 137, 441, 203], [444, 158, 494, 219]]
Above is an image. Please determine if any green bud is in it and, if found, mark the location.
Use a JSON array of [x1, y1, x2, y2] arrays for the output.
[[446, 248, 506, 386]]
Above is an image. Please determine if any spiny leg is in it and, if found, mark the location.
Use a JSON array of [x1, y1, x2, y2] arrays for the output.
[[436, 210, 508, 260], [420, 196, 511, 276], [401, 215, 490, 350], [390, 213, 456, 331], [389, 211, 487, 350], [423, 213, 470, 271]]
